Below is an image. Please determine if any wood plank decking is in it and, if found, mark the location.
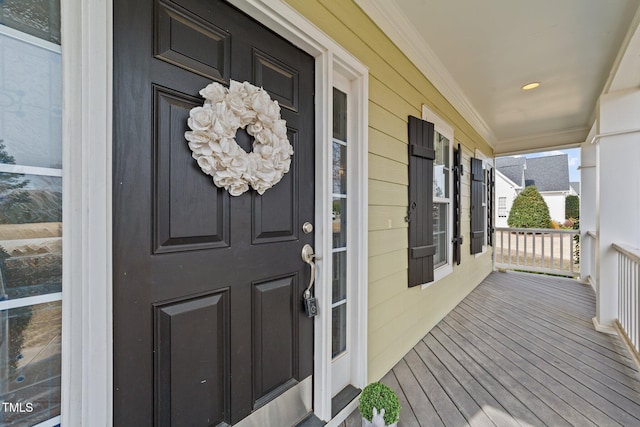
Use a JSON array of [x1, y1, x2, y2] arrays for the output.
[[381, 271, 640, 427]]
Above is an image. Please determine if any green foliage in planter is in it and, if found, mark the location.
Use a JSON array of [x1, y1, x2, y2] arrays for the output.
[[573, 219, 580, 264], [507, 186, 551, 229], [565, 195, 579, 220], [359, 382, 400, 425]]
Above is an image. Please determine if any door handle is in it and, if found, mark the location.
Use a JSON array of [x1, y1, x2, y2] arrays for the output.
[[301, 244, 316, 297]]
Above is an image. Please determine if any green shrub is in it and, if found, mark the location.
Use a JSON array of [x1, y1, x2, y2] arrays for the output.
[[573, 219, 580, 264], [359, 382, 400, 425], [507, 186, 551, 229], [565, 195, 579, 220]]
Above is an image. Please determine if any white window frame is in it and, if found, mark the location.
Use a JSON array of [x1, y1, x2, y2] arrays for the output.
[[62, 0, 368, 425], [422, 105, 453, 285], [498, 197, 507, 218], [330, 72, 366, 402]]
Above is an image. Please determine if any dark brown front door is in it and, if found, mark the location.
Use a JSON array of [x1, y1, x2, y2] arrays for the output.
[[113, 0, 315, 425]]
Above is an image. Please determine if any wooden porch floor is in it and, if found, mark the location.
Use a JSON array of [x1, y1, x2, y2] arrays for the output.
[[381, 271, 640, 427]]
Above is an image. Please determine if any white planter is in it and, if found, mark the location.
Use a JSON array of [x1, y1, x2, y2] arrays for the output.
[[361, 419, 397, 427], [361, 408, 398, 427]]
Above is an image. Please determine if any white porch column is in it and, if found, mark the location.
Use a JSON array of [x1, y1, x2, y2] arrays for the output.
[[594, 88, 640, 332], [579, 140, 596, 285]]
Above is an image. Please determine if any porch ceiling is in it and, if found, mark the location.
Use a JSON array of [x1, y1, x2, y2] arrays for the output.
[[356, 0, 640, 155]]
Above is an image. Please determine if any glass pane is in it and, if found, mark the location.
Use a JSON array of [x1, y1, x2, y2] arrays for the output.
[[0, 32, 63, 169], [332, 198, 347, 248], [0, 173, 62, 300], [433, 203, 447, 268], [0, 301, 62, 425], [332, 142, 347, 195], [333, 88, 347, 141], [0, 1, 61, 45], [332, 303, 347, 358], [0, 6, 62, 425], [332, 251, 347, 304], [434, 132, 449, 198]]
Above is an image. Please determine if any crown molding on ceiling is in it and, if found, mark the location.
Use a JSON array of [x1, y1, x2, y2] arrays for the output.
[[354, 0, 497, 148], [494, 127, 588, 156]]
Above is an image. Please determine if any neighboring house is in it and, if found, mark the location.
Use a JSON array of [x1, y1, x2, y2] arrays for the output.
[[1, 1, 639, 426], [495, 168, 521, 228], [496, 154, 571, 225], [570, 181, 581, 196]]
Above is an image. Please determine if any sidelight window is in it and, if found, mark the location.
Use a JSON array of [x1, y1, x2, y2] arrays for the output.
[[332, 87, 348, 358], [0, 3, 62, 425]]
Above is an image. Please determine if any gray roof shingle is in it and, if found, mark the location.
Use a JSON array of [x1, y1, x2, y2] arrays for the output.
[[496, 157, 525, 185], [497, 154, 570, 192]]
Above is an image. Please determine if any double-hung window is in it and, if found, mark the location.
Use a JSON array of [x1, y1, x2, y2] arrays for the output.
[[498, 197, 507, 217], [422, 105, 453, 282]]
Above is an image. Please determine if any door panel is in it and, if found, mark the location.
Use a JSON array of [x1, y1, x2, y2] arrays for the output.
[[252, 130, 299, 244], [113, 0, 315, 425], [153, 85, 231, 253], [155, 292, 230, 426], [253, 50, 300, 112], [252, 276, 296, 405], [154, 1, 231, 82]]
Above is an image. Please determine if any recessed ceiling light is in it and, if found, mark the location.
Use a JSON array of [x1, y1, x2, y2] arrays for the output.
[[521, 82, 540, 91]]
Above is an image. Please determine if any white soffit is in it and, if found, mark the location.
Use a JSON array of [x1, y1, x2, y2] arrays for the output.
[[356, 0, 639, 152]]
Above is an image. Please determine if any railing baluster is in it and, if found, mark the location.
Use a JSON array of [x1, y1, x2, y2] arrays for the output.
[[614, 243, 640, 358], [540, 233, 545, 268], [532, 231, 536, 267], [570, 232, 575, 275], [625, 256, 629, 341], [618, 254, 629, 338], [560, 233, 564, 271], [636, 260, 640, 352], [550, 232, 555, 270], [633, 257, 637, 351], [619, 254, 622, 333]]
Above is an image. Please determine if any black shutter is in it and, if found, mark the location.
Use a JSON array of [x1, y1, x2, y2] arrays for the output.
[[470, 157, 485, 255], [407, 116, 435, 287], [453, 144, 464, 265], [486, 167, 494, 246]]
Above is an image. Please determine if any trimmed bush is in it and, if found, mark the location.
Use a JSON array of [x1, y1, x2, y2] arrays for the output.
[[565, 195, 579, 220], [507, 186, 551, 229], [359, 382, 400, 425]]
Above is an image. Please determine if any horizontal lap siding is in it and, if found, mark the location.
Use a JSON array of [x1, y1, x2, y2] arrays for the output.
[[285, 0, 494, 381]]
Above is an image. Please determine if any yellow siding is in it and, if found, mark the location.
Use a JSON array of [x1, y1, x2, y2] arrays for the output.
[[286, 0, 495, 381]]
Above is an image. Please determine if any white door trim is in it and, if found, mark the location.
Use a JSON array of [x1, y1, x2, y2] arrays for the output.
[[61, 0, 114, 425], [62, 0, 368, 425]]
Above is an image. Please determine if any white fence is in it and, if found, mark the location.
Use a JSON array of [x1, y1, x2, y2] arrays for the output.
[[495, 227, 580, 277], [614, 243, 640, 355]]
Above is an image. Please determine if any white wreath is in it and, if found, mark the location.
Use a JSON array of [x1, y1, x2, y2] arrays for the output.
[[185, 80, 293, 196]]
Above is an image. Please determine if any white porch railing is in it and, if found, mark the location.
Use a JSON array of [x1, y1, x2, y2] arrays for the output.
[[613, 243, 640, 355], [495, 227, 580, 277]]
